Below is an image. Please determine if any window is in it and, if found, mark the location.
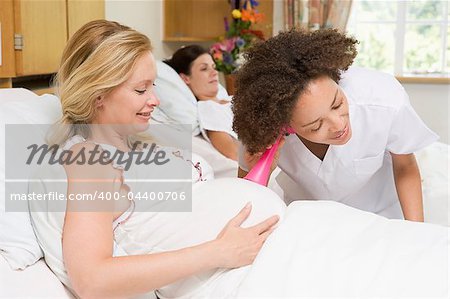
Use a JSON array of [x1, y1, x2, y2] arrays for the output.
[[347, 0, 449, 77]]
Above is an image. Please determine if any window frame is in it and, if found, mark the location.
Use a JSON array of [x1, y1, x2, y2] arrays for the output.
[[348, 0, 449, 83]]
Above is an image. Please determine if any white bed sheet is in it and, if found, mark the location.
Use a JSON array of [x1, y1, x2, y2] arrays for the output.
[[237, 200, 449, 298], [0, 254, 74, 298], [1, 133, 448, 298], [415, 141, 449, 226]]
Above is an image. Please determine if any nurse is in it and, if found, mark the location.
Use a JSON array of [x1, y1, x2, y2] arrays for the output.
[[233, 28, 438, 221]]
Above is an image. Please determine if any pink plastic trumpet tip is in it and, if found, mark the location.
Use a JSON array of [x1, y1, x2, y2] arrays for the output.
[[244, 127, 296, 186], [285, 127, 296, 134]]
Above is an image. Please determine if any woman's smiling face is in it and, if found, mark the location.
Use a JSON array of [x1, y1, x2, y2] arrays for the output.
[[290, 76, 352, 145], [93, 51, 160, 132]]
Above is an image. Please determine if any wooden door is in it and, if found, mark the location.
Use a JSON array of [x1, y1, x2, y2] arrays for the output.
[[13, 0, 67, 76], [67, 0, 105, 38], [0, 0, 16, 79]]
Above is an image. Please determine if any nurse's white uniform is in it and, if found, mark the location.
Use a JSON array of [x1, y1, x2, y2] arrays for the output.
[[242, 67, 439, 219]]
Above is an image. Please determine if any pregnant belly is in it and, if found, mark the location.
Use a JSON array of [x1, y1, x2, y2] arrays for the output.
[[127, 178, 286, 252], [118, 178, 286, 298]]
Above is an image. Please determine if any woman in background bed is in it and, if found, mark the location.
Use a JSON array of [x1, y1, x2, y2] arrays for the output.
[[28, 20, 279, 298], [164, 45, 238, 160]]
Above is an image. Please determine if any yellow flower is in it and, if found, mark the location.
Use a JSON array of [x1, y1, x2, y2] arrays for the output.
[[232, 9, 242, 19]]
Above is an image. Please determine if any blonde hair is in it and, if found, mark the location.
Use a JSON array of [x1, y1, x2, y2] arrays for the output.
[[50, 20, 153, 145]]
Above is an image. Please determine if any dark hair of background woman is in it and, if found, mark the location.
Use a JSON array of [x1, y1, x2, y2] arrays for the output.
[[164, 45, 209, 75], [232, 28, 358, 154]]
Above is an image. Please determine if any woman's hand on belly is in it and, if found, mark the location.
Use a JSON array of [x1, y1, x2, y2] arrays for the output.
[[211, 202, 279, 268]]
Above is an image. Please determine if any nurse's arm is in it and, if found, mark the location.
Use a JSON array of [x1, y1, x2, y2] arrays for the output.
[[390, 152, 424, 222]]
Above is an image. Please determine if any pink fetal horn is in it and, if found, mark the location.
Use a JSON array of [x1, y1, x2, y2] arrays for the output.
[[244, 126, 295, 186]]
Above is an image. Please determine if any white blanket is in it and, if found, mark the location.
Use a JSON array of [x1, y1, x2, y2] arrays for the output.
[[237, 201, 449, 298]]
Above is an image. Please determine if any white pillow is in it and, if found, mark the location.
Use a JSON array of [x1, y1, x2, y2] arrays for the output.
[[153, 61, 229, 136], [0, 88, 62, 270]]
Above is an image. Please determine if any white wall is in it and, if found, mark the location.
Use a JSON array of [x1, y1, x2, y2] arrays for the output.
[[403, 83, 449, 144], [106, 0, 449, 144], [105, 0, 164, 59], [105, 0, 213, 60]]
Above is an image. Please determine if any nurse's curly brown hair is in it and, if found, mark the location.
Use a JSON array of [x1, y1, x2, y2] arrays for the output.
[[232, 28, 358, 154]]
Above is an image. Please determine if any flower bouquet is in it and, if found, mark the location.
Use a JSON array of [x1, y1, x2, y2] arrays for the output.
[[210, 0, 265, 75]]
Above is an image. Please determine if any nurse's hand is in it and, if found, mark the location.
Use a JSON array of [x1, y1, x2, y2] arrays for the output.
[[213, 202, 279, 268], [243, 136, 286, 174]]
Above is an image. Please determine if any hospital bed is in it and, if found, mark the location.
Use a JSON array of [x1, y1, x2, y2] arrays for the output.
[[0, 68, 448, 297]]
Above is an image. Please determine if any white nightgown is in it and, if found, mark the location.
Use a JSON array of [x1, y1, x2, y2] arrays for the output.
[[28, 135, 284, 299]]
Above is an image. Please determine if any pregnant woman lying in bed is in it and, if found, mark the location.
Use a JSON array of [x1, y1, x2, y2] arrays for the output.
[[28, 20, 447, 299], [28, 20, 279, 298], [164, 45, 239, 161]]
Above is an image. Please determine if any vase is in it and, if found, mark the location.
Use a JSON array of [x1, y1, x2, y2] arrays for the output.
[[224, 74, 236, 95]]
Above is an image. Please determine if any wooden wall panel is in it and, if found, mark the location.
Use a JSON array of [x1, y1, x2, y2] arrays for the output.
[[67, 0, 105, 38], [0, 0, 16, 77], [164, 0, 274, 41], [14, 0, 67, 76]]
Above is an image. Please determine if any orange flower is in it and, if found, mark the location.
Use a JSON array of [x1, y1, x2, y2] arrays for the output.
[[213, 51, 223, 61], [253, 11, 264, 23], [241, 8, 264, 23], [241, 9, 254, 23]]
